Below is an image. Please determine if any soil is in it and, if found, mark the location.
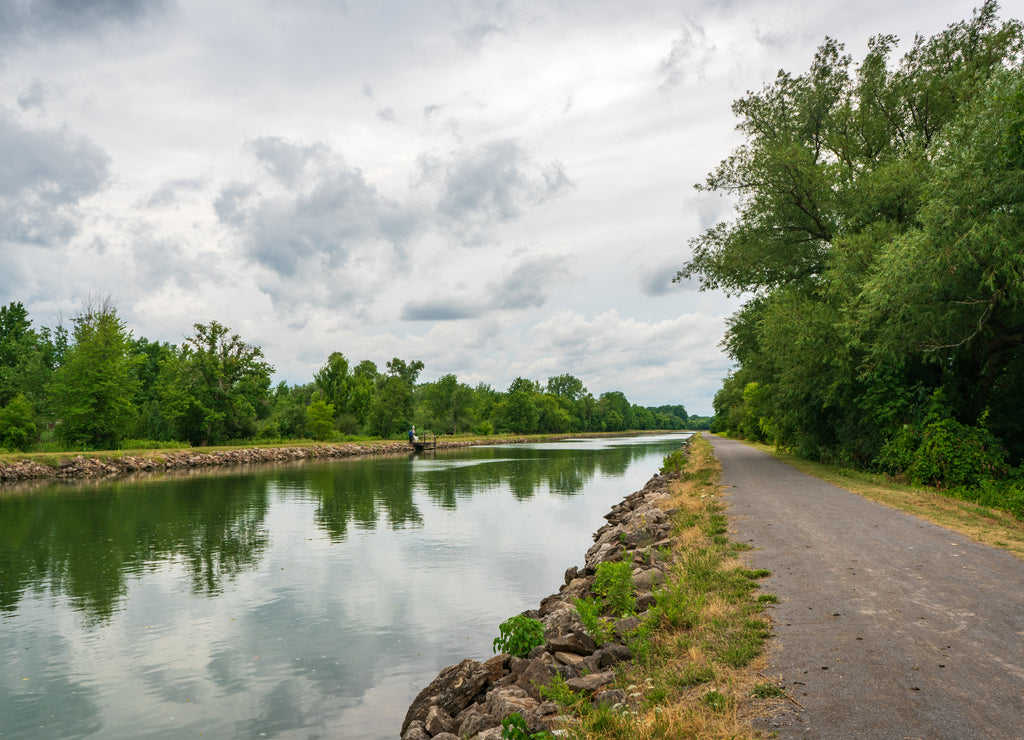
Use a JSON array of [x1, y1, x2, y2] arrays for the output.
[[710, 435, 1024, 740]]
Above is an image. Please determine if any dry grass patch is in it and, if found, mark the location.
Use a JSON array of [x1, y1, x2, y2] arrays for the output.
[[747, 441, 1024, 561]]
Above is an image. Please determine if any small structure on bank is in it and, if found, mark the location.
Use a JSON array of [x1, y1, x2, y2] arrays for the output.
[[408, 426, 437, 452]]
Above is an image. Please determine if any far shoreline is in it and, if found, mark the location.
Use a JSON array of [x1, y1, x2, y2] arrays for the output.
[[0, 430, 694, 487]]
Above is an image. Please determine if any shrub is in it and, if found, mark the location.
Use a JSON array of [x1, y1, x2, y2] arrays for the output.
[[0, 394, 37, 452], [493, 614, 546, 658], [593, 560, 635, 615]]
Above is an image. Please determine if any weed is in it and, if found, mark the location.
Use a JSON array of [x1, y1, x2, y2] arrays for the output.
[[574, 596, 614, 644], [757, 593, 780, 604], [751, 682, 787, 698], [593, 560, 636, 615], [493, 614, 546, 658], [501, 712, 556, 740], [700, 689, 732, 713], [539, 674, 582, 707]]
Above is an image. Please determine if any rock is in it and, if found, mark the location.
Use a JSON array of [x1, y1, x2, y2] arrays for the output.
[[470, 728, 503, 740], [613, 615, 642, 637], [553, 651, 584, 666], [485, 685, 539, 720], [547, 631, 597, 655], [566, 671, 616, 694], [597, 644, 633, 668], [538, 593, 570, 617], [633, 568, 665, 591], [516, 657, 558, 701], [424, 705, 457, 736], [484, 653, 509, 683], [564, 565, 579, 584], [432, 734, 461, 740], [459, 711, 499, 738], [542, 606, 583, 638], [593, 689, 627, 708], [635, 591, 657, 612], [401, 658, 490, 735], [401, 720, 431, 740]]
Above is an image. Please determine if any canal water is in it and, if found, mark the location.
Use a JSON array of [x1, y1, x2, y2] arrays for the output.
[[0, 433, 688, 739]]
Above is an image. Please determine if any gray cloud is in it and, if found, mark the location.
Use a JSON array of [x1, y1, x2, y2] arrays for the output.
[[16, 79, 55, 111], [249, 136, 331, 189], [400, 256, 564, 321], [399, 298, 479, 321], [0, 0, 171, 45], [218, 138, 420, 289], [0, 111, 110, 245], [659, 20, 715, 90], [489, 257, 563, 310], [143, 177, 207, 209], [430, 139, 572, 245]]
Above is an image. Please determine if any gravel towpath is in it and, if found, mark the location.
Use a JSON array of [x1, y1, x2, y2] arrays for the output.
[[710, 435, 1024, 739]]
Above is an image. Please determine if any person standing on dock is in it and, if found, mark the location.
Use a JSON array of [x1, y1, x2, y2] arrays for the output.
[[408, 425, 418, 444]]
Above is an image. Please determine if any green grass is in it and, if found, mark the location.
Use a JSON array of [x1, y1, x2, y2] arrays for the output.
[[546, 434, 777, 739]]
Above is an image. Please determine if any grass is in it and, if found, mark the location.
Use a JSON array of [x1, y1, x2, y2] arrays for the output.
[[546, 433, 778, 739], [745, 440, 1024, 561]]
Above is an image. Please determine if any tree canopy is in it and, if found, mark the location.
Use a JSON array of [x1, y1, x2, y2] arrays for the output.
[[684, 2, 1024, 479]]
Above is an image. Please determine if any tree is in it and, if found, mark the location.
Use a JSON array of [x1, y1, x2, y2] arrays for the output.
[[0, 394, 37, 451], [49, 297, 139, 449], [546, 374, 586, 401], [314, 352, 351, 413], [305, 398, 336, 440], [423, 374, 473, 434], [161, 321, 273, 445], [365, 357, 423, 437], [680, 2, 1024, 466]]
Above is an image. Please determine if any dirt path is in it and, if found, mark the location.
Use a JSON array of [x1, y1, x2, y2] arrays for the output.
[[710, 436, 1024, 739]]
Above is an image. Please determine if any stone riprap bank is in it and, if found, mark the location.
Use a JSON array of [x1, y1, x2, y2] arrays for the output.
[[401, 465, 683, 739]]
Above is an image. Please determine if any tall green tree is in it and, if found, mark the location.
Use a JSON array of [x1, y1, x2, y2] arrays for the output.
[[423, 373, 473, 434], [681, 2, 1024, 466], [49, 298, 139, 449], [160, 321, 273, 445]]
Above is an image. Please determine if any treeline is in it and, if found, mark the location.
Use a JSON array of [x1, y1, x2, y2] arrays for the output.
[[682, 3, 1024, 503], [0, 297, 689, 453]]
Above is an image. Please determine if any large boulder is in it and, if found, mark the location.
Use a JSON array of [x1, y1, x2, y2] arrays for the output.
[[401, 659, 490, 735]]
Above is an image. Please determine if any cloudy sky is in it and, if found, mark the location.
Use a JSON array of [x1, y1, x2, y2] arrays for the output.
[[0, 0, 983, 413]]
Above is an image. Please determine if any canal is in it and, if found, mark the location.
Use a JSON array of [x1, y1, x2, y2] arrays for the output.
[[0, 433, 688, 739]]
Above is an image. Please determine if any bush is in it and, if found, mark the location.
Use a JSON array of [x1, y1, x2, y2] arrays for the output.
[[878, 417, 1007, 488], [493, 614, 546, 658], [0, 394, 37, 452], [593, 560, 635, 615]]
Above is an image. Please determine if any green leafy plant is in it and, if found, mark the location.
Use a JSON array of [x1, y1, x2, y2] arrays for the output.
[[593, 560, 635, 615], [751, 682, 787, 698], [493, 614, 546, 658], [574, 596, 614, 644], [501, 712, 556, 740]]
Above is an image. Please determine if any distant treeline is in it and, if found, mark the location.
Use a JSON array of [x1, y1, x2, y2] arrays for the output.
[[684, 3, 1024, 509], [0, 298, 693, 453]]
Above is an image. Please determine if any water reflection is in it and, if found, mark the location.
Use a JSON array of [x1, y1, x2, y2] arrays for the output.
[[0, 438, 672, 622], [0, 473, 271, 622], [0, 434, 688, 739]]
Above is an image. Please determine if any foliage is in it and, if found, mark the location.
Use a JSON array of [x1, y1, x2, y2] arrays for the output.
[[574, 596, 614, 644], [501, 713, 555, 740], [687, 2, 1024, 483], [305, 399, 336, 441], [0, 300, 690, 451], [49, 297, 140, 449], [593, 560, 636, 615], [0, 393, 36, 451], [492, 614, 546, 658]]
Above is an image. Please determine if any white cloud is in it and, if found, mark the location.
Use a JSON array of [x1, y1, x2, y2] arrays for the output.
[[0, 0, 984, 413]]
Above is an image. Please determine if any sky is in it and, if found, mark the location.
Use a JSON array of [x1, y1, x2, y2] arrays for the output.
[[0, 0, 986, 414]]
